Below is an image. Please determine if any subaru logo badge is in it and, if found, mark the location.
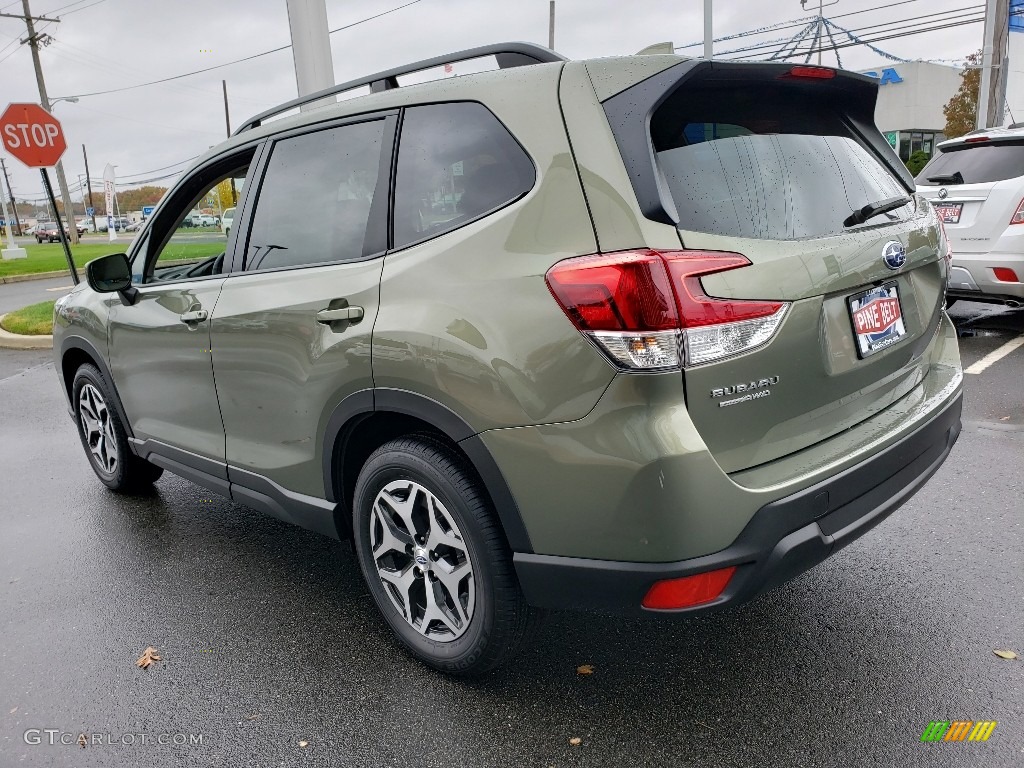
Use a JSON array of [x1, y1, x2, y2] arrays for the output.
[[882, 240, 906, 270], [938, 187, 948, 199]]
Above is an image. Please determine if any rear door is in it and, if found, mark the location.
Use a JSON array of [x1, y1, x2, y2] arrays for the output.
[[600, 61, 945, 473], [210, 113, 395, 500], [915, 137, 1024, 253]]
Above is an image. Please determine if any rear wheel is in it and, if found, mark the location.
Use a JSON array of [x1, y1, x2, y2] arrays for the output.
[[352, 435, 538, 674], [72, 364, 163, 492]]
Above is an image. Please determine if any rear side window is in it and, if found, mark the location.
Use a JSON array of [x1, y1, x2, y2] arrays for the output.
[[245, 119, 387, 271], [651, 84, 909, 240], [393, 102, 534, 249], [916, 141, 1024, 185]]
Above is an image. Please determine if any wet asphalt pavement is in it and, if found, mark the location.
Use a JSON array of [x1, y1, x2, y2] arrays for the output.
[[1, 302, 1022, 767]]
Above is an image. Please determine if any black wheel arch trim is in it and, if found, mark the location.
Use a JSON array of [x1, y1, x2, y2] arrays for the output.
[[60, 335, 136, 442], [321, 388, 534, 553]]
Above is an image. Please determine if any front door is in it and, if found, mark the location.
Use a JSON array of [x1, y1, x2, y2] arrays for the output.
[[210, 114, 395, 499], [107, 149, 258, 463]]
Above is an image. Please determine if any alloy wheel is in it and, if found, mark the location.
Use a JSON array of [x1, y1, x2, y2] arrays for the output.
[[369, 479, 476, 641], [78, 382, 118, 475]]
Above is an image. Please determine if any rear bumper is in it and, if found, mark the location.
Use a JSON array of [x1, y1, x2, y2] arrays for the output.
[[948, 249, 1024, 301], [514, 390, 962, 616]]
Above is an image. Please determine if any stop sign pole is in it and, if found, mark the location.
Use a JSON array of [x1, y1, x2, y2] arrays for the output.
[[0, 102, 78, 283]]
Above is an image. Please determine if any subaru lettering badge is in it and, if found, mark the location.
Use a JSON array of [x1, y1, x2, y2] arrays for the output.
[[938, 187, 948, 199], [882, 240, 906, 271]]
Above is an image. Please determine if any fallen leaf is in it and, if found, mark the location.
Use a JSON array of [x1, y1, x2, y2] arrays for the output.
[[576, 664, 594, 676], [136, 646, 162, 669], [246, 713, 260, 721], [994, 649, 1018, 660], [569, 737, 582, 746], [299, 740, 309, 748], [77, 733, 87, 749], [9, 707, 17, 714], [1000, 416, 1010, 421]]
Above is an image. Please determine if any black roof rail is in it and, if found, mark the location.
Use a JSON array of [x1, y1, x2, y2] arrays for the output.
[[233, 41, 567, 135]]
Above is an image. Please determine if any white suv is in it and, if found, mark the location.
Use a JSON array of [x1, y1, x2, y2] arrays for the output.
[[917, 127, 1024, 307]]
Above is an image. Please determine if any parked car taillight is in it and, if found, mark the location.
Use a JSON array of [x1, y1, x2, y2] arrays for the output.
[[545, 249, 789, 369], [1010, 197, 1024, 225]]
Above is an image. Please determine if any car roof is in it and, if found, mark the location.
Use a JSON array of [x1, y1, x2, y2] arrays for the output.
[[938, 125, 1024, 150]]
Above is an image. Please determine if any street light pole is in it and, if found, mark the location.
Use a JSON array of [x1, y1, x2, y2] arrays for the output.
[[801, 0, 840, 65], [704, 0, 712, 59]]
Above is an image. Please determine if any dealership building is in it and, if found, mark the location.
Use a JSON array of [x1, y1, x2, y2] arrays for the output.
[[856, 61, 963, 163]]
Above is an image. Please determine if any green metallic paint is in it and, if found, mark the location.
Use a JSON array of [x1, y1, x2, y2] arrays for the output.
[[210, 260, 383, 499], [106, 280, 227, 462], [480, 313, 961, 563]]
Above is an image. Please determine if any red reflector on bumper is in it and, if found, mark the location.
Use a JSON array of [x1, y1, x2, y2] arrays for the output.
[[993, 267, 1019, 283], [641, 566, 737, 610]]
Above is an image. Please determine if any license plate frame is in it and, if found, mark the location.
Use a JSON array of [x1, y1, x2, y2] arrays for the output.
[[847, 281, 908, 359], [933, 202, 963, 224]]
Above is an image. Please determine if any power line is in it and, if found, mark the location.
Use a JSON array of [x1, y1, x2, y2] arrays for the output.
[[719, 7, 990, 60], [57, 0, 424, 100], [675, 0, 935, 50]]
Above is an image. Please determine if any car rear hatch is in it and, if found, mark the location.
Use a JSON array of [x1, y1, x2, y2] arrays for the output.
[[600, 61, 945, 474], [915, 135, 1024, 253]]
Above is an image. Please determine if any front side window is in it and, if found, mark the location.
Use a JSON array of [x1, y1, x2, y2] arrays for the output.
[[140, 156, 251, 284], [393, 102, 534, 249], [245, 119, 387, 271]]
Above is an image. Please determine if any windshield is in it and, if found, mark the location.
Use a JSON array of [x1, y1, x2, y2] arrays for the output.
[[916, 140, 1024, 185]]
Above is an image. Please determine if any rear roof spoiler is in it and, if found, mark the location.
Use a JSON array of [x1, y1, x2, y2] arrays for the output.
[[234, 42, 567, 135]]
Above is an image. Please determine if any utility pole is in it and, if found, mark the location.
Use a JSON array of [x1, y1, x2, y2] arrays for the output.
[[978, 0, 1010, 128], [548, 1, 555, 50], [82, 143, 96, 232], [801, 0, 839, 65], [0, 158, 22, 236], [285, 0, 335, 111], [704, 0, 712, 59], [15, 0, 79, 243]]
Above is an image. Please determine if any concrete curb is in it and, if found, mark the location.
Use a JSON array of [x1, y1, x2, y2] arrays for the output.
[[0, 314, 53, 349], [0, 270, 71, 284]]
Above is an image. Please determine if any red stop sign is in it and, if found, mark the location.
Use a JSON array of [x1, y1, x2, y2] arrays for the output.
[[0, 102, 67, 167]]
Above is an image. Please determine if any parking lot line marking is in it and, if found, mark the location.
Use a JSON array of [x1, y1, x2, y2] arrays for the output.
[[45, 285, 72, 292], [964, 333, 1024, 375]]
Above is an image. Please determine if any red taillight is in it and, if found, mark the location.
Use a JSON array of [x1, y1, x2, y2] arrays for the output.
[[994, 267, 1019, 282], [1010, 197, 1024, 225], [786, 66, 835, 80], [545, 249, 789, 369], [642, 566, 737, 610], [964, 136, 990, 143], [544, 251, 678, 332], [661, 252, 785, 328]]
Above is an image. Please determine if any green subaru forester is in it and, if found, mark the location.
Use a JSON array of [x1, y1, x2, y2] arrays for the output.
[[53, 43, 963, 674]]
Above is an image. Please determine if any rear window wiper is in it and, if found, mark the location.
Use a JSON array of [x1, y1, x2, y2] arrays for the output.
[[843, 195, 912, 228], [926, 171, 964, 185]]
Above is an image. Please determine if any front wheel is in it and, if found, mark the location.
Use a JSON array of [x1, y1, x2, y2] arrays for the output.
[[352, 435, 539, 674], [72, 364, 163, 492]]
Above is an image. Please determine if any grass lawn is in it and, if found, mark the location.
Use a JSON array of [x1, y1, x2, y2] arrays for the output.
[[0, 241, 224, 279], [1, 299, 56, 335]]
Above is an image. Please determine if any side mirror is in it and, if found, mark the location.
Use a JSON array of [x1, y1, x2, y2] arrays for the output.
[[85, 253, 139, 305]]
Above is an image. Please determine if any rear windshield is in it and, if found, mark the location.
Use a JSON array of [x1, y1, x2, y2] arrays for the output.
[[916, 140, 1024, 185], [651, 83, 909, 240]]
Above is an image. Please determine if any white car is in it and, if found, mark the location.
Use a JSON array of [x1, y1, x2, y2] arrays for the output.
[[221, 207, 235, 237], [917, 127, 1024, 307]]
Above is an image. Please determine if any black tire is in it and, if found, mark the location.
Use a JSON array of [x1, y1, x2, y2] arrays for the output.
[[352, 435, 539, 674], [72, 364, 163, 492]]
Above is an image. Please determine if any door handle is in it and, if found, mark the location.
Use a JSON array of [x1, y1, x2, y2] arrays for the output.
[[179, 308, 208, 324], [316, 306, 364, 323]]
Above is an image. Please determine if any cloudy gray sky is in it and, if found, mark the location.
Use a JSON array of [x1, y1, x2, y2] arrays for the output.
[[0, 0, 984, 207]]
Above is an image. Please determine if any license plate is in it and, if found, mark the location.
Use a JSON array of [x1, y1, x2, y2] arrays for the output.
[[933, 202, 962, 224], [848, 282, 907, 358]]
